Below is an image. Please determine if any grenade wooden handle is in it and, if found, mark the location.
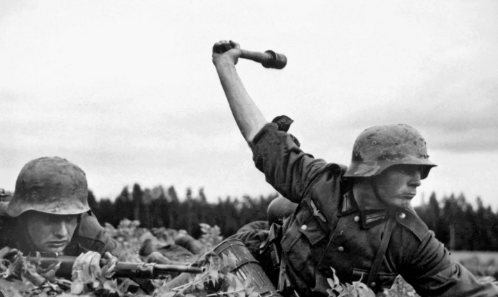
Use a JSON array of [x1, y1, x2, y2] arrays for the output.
[[240, 49, 287, 69]]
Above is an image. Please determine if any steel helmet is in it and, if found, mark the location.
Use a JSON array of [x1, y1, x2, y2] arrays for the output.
[[6, 157, 90, 217], [267, 196, 298, 224], [344, 124, 436, 179]]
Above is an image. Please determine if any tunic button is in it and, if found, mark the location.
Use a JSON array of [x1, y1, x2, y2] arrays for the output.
[[371, 282, 376, 287], [354, 216, 360, 222], [337, 246, 344, 252], [301, 224, 308, 230], [398, 212, 406, 219]]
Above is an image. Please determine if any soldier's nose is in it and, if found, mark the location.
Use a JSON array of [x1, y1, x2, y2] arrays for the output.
[[51, 221, 69, 238], [408, 171, 422, 188]]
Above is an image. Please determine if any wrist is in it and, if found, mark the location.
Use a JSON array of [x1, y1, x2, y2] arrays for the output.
[[214, 56, 236, 69]]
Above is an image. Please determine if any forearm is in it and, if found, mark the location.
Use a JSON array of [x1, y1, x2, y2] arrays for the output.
[[215, 58, 267, 142]]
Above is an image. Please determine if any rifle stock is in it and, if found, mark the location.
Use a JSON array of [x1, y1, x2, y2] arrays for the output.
[[31, 255, 204, 279]]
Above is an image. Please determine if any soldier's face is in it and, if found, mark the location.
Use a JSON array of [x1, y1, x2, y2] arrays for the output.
[[375, 165, 422, 208], [23, 212, 78, 253]]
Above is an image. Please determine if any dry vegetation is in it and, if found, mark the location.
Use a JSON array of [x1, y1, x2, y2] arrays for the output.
[[0, 219, 496, 297]]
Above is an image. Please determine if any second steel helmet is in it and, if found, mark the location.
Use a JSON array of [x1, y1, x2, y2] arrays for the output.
[[344, 124, 436, 179], [6, 157, 90, 217], [267, 196, 298, 225]]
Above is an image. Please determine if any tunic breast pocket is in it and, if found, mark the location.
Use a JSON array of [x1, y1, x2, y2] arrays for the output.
[[282, 213, 327, 272], [353, 268, 398, 290]]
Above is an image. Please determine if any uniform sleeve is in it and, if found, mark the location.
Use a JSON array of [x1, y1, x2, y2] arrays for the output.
[[250, 122, 329, 203], [401, 231, 498, 297], [71, 212, 118, 255]]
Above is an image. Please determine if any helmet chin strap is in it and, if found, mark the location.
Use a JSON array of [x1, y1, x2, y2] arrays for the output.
[[369, 177, 384, 206]]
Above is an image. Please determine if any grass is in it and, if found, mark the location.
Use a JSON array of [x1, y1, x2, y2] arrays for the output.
[[450, 251, 498, 278]]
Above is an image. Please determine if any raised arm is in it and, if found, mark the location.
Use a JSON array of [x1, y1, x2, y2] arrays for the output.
[[212, 40, 267, 143], [212, 40, 333, 201]]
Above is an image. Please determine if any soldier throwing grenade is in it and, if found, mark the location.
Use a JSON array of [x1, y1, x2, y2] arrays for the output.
[[212, 40, 498, 296]]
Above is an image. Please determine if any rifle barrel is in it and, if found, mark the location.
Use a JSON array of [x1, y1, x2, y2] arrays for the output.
[[154, 264, 204, 274], [113, 262, 204, 278], [34, 256, 203, 279]]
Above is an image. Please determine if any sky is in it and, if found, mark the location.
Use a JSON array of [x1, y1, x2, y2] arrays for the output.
[[1, 1, 497, 209]]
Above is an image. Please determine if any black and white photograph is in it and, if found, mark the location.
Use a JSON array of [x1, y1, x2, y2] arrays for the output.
[[1, 1, 497, 296]]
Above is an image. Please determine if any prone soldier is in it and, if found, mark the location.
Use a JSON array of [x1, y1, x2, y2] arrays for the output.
[[212, 40, 498, 296], [0, 156, 203, 294], [0, 157, 119, 279]]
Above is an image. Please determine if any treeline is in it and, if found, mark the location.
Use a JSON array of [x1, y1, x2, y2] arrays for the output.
[[415, 193, 498, 251], [89, 184, 498, 251], [88, 184, 278, 239]]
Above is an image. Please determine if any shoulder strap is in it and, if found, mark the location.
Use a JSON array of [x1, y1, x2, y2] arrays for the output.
[[367, 217, 396, 287]]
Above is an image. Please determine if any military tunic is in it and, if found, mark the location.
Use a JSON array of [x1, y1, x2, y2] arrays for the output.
[[248, 121, 498, 297]]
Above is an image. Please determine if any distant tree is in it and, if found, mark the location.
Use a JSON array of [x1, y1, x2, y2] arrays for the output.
[[475, 198, 498, 250], [195, 188, 209, 236], [132, 184, 143, 222], [199, 188, 207, 203], [87, 190, 99, 212], [426, 192, 440, 233], [97, 198, 115, 226], [167, 186, 180, 228], [150, 186, 167, 227], [438, 195, 455, 248], [185, 188, 194, 235], [114, 186, 133, 223], [168, 186, 179, 201], [460, 196, 476, 250], [141, 188, 153, 229]]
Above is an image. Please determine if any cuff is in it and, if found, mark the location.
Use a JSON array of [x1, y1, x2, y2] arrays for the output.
[[250, 115, 299, 147]]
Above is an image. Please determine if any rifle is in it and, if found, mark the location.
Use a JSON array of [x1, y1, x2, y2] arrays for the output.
[[29, 255, 204, 279]]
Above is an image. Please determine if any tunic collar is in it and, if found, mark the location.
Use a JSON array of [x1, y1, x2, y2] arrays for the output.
[[338, 189, 389, 229]]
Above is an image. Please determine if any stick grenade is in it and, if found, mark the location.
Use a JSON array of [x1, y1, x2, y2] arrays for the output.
[[213, 43, 287, 69]]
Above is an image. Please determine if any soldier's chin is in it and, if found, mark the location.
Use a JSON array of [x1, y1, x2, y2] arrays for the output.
[[399, 199, 412, 208], [390, 198, 412, 208]]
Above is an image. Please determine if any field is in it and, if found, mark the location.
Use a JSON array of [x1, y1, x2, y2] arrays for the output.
[[450, 251, 498, 278], [0, 220, 496, 297]]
